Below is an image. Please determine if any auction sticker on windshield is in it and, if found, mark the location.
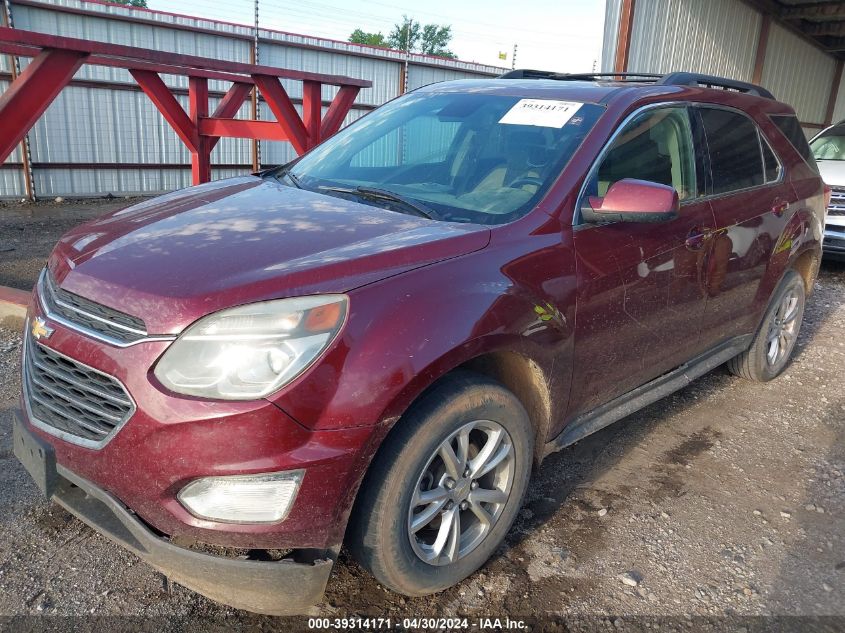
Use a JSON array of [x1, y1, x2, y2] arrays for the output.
[[499, 99, 583, 128]]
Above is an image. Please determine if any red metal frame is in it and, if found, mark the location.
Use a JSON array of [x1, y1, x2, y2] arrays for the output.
[[0, 27, 370, 185]]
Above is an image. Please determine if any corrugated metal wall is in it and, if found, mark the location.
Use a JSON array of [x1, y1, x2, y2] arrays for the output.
[[600, 0, 622, 72], [761, 23, 836, 126], [0, 0, 502, 198], [604, 0, 842, 139], [406, 66, 493, 91], [627, 0, 761, 79], [833, 71, 845, 125]]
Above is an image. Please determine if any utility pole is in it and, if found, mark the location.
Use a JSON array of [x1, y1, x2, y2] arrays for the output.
[[252, 0, 261, 171], [512, 43, 517, 70], [403, 17, 412, 93]]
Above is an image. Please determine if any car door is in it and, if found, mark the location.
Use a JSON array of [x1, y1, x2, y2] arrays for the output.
[[569, 104, 716, 416], [695, 106, 793, 343]]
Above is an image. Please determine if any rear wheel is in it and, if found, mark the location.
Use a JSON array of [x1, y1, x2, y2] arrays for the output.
[[347, 372, 533, 596], [728, 270, 805, 382]]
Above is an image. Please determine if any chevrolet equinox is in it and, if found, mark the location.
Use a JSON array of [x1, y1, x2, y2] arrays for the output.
[[13, 70, 826, 614]]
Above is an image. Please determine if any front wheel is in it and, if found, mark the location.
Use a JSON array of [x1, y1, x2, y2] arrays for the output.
[[347, 372, 533, 596], [728, 270, 806, 382]]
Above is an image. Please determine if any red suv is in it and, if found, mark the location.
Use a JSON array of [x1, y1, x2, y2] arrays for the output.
[[13, 71, 825, 614]]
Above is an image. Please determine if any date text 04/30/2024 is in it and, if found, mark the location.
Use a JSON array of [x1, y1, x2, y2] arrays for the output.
[[307, 617, 528, 630]]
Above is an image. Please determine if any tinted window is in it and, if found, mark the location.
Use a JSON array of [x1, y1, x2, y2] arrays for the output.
[[699, 108, 763, 194], [771, 114, 818, 170], [587, 107, 696, 202], [762, 137, 781, 182]]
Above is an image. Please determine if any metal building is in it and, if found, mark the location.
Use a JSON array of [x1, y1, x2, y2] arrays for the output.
[[0, 0, 504, 199], [602, 0, 845, 138]]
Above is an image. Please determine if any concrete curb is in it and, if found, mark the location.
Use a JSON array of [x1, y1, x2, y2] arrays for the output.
[[0, 286, 30, 330]]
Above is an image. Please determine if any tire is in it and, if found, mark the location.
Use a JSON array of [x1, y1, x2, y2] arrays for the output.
[[347, 371, 533, 597], [727, 270, 806, 382]]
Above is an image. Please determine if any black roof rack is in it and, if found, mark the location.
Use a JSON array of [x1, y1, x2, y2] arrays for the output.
[[498, 69, 776, 100], [656, 72, 775, 100]]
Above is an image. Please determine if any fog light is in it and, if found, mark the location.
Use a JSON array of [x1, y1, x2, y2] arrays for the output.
[[177, 470, 303, 524]]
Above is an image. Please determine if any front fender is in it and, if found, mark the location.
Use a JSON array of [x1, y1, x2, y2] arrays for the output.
[[269, 243, 575, 434]]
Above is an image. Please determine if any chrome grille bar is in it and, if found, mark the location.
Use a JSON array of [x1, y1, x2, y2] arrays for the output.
[[22, 331, 135, 448]]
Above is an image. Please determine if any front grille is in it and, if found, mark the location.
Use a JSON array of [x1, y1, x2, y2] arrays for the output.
[[40, 269, 147, 345], [23, 334, 134, 446], [829, 186, 845, 216]]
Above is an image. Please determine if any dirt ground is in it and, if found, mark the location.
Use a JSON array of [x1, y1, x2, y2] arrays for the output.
[[0, 199, 843, 631]]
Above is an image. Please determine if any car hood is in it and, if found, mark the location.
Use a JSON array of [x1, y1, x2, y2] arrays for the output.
[[48, 176, 490, 334], [818, 160, 845, 187]]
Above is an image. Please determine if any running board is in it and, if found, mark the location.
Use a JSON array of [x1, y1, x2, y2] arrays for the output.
[[543, 335, 752, 457]]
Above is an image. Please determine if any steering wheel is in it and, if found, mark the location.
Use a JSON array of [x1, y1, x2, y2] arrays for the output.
[[508, 177, 544, 189]]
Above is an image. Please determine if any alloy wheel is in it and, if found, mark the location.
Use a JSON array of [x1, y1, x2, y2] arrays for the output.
[[407, 420, 515, 566], [766, 287, 801, 367]]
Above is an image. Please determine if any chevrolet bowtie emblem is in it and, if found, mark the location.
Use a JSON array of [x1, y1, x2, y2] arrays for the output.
[[31, 317, 54, 341]]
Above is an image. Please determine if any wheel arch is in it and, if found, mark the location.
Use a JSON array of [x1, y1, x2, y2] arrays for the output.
[[754, 207, 822, 311]]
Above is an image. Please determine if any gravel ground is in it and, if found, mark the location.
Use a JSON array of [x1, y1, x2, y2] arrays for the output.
[[0, 198, 142, 291], [0, 199, 843, 631]]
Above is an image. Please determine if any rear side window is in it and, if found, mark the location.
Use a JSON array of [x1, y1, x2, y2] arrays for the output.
[[770, 114, 818, 171], [699, 108, 764, 194]]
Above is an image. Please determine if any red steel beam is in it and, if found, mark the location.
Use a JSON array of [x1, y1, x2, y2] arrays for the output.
[[614, 0, 636, 73], [0, 49, 87, 164], [302, 80, 323, 149], [0, 26, 370, 87], [752, 15, 771, 85], [189, 76, 211, 184], [199, 119, 289, 142], [253, 75, 309, 154], [322, 85, 361, 138], [208, 82, 253, 151], [131, 69, 199, 151], [0, 27, 368, 185]]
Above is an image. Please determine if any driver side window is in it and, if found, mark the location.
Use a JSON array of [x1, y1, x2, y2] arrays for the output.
[[588, 106, 696, 202]]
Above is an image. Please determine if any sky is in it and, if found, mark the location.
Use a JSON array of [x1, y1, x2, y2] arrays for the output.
[[146, 0, 607, 72]]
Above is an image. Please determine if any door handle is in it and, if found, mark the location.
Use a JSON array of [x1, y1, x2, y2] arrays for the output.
[[685, 226, 712, 251], [772, 199, 788, 217]]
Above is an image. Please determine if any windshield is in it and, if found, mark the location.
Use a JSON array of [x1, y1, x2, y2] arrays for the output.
[[811, 133, 845, 161], [282, 92, 604, 224]]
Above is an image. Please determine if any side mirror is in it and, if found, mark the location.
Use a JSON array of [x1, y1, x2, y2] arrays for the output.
[[582, 178, 680, 223]]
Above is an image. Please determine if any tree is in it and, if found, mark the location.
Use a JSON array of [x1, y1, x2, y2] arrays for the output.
[[387, 16, 455, 58], [349, 29, 388, 47], [111, 0, 148, 7], [420, 24, 455, 58], [387, 16, 421, 52]]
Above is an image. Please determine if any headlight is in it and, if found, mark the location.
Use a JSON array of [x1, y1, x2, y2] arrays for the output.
[[178, 470, 303, 523], [154, 295, 347, 400]]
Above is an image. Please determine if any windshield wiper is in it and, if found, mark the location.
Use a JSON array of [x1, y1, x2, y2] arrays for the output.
[[269, 165, 303, 189], [319, 186, 439, 220]]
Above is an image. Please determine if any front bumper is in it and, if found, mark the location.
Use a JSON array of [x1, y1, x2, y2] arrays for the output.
[[823, 228, 845, 259], [824, 217, 845, 259], [20, 291, 379, 550], [13, 409, 334, 615]]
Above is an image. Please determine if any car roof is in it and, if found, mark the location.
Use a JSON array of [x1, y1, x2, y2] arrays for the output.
[[415, 78, 794, 114]]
